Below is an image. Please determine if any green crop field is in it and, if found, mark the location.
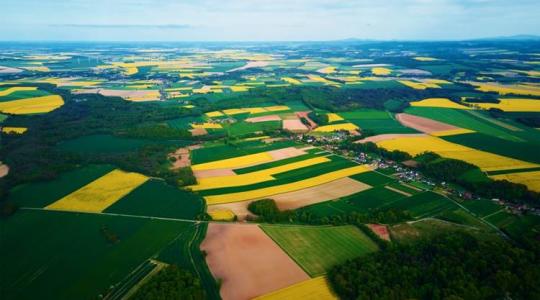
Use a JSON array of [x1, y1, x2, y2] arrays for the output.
[[350, 171, 395, 186], [7, 164, 115, 208], [405, 107, 520, 141], [389, 191, 459, 218], [261, 225, 378, 276], [485, 211, 540, 239], [104, 179, 204, 220], [461, 199, 503, 218], [346, 186, 407, 210], [226, 120, 281, 137], [443, 132, 540, 164], [0, 209, 193, 300]]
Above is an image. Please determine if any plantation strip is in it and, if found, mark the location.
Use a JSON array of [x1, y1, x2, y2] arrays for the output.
[[190, 156, 331, 191], [199, 158, 360, 197], [204, 165, 371, 204]]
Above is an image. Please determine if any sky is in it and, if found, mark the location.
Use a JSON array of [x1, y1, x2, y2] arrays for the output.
[[1, 0, 539, 41]]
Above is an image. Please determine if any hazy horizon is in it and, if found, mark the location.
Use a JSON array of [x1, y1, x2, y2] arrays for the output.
[[2, 0, 540, 42]]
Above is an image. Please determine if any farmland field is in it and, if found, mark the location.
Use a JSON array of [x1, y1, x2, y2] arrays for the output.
[[2, 37, 540, 300], [0, 209, 193, 300], [261, 225, 379, 277]]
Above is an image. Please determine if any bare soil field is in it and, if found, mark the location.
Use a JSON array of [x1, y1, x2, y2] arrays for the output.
[[283, 119, 309, 133], [200, 224, 309, 300], [245, 115, 281, 123], [396, 113, 458, 133], [73, 88, 160, 101], [227, 61, 270, 72], [169, 145, 200, 169], [193, 168, 236, 178], [267, 147, 307, 160], [0, 163, 9, 178], [189, 128, 208, 136], [269, 177, 371, 210], [367, 224, 391, 241]]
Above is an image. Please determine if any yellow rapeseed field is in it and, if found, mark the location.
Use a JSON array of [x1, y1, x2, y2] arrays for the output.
[[473, 99, 540, 112], [206, 111, 225, 117], [0, 95, 64, 114], [189, 157, 331, 191], [410, 98, 471, 110], [191, 123, 223, 129], [398, 80, 440, 90], [45, 170, 149, 213], [282, 77, 302, 85], [314, 123, 359, 132], [208, 209, 236, 221], [430, 128, 475, 137], [223, 108, 248, 115], [307, 75, 340, 86], [0, 86, 37, 97], [191, 152, 274, 171], [204, 165, 370, 204], [471, 83, 540, 97], [326, 113, 344, 122], [265, 105, 290, 112], [1, 127, 28, 134], [371, 67, 391, 75], [318, 66, 336, 74], [230, 86, 250, 92], [490, 171, 540, 192], [377, 136, 539, 172], [253, 276, 338, 300], [414, 57, 438, 61]]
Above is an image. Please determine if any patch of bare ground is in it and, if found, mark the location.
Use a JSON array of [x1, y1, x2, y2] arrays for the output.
[[384, 185, 412, 197], [208, 202, 255, 221], [269, 177, 371, 210], [0, 163, 9, 178], [355, 133, 427, 143], [367, 224, 391, 241], [227, 61, 270, 72], [200, 224, 309, 300], [193, 169, 236, 179], [189, 128, 208, 136], [283, 119, 309, 133], [245, 115, 281, 123], [396, 113, 458, 133], [295, 111, 317, 129], [267, 147, 307, 160], [169, 145, 200, 170]]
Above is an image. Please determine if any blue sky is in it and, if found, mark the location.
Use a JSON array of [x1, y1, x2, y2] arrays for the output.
[[1, 0, 539, 41]]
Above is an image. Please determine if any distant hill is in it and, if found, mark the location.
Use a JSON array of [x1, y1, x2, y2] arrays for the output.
[[473, 34, 540, 41]]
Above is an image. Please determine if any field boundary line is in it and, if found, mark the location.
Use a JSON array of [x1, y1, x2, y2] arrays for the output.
[[481, 209, 505, 220], [20, 207, 200, 223]]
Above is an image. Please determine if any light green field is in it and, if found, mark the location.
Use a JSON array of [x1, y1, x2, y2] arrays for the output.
[[261, 225, 378, 276]]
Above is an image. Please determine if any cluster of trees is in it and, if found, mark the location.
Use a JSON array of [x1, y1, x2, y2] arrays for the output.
[[417, 152, 540, 207], [297, 85, 466, 112], [119, 124, 192, 140], [307, 111, 329, 125], [328, 232, 540, 300], [131, 265, 205, 300]]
